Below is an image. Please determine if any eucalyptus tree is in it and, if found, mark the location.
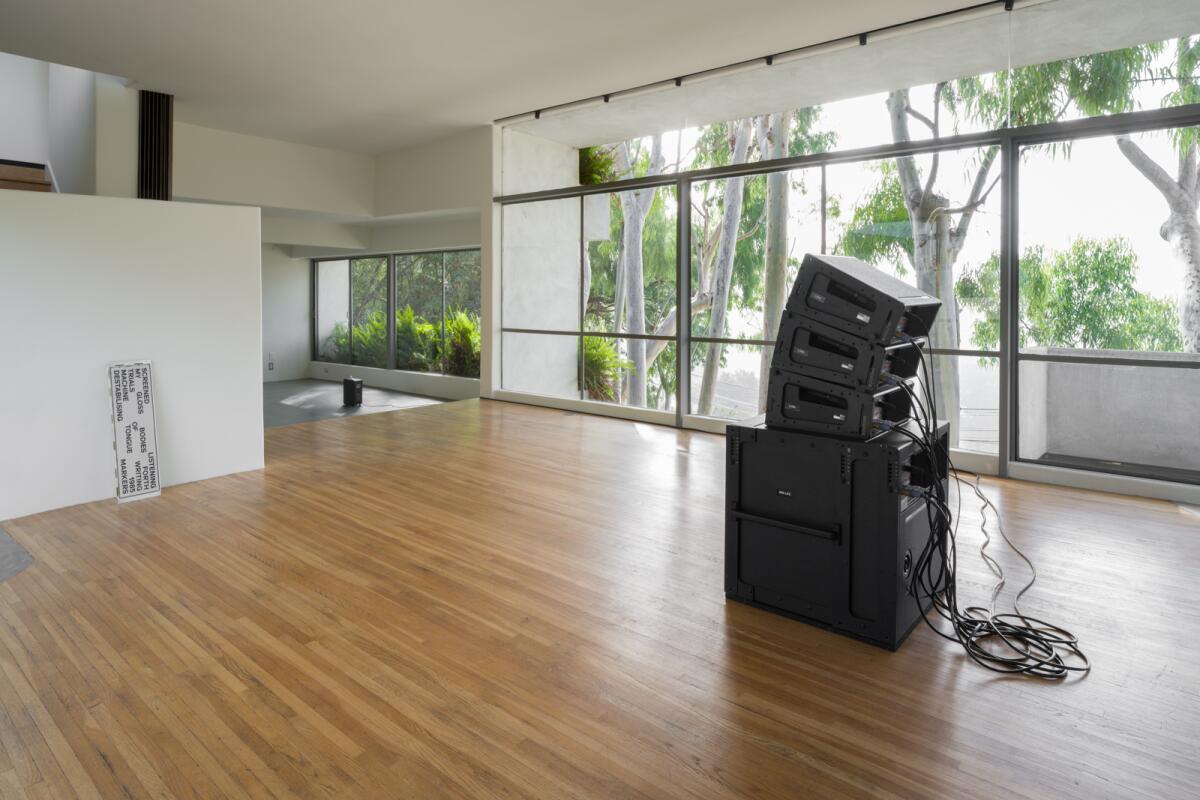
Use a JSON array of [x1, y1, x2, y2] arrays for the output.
[[612, 136, 665, 405], [1115, 36, 1200, 352], [840, 44, 1157, 436]]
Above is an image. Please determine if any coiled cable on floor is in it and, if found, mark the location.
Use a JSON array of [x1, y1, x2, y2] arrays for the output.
[[891, 349, 1089, 679]]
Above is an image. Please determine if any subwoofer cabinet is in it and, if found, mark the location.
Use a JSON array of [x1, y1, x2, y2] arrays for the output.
[[724, 417, 948, 650]]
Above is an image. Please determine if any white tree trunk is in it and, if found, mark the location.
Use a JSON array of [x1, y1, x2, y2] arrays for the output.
[[613, 138, 664, 406], [697, 119, 753, 416], [621, 195, 649, 404], [888, 90, 961, 441], [1165, 211, 1200, 352], [757, 112, 791, 411], [1117, 137, 1200, 352]]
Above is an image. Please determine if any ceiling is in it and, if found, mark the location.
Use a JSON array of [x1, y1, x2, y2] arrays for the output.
[[0, 0, 975, 154]]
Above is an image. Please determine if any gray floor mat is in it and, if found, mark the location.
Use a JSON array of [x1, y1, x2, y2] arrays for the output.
[[0, 528, 32, 581]]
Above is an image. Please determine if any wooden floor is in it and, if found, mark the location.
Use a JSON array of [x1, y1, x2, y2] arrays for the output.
[[1, 399, 1198, 799]]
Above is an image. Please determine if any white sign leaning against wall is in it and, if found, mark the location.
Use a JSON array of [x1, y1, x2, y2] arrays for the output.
[[108, 361, 161, 502]]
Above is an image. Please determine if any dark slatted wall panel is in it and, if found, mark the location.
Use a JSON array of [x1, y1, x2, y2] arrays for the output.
[[137, 90, 174, 201]]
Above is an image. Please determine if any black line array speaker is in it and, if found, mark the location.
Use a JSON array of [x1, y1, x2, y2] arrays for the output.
[[726, 253, 947, 650], [764, 370, 912, 439], [785, 254, 941, 345], [771, 312, 923, 391]]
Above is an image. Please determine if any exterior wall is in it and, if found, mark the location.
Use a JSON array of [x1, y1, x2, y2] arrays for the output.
[[0, 190, 263, 521], [500, 128, 577, 195], [500, 198, 581, 397], [261, 244, 311, 382], [1019, 348, 1200, 471]]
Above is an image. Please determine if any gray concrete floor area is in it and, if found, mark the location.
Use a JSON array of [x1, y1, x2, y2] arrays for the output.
[[263, 379, 441, 428]]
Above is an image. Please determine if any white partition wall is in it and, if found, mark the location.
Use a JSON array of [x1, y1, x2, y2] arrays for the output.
[[0, 190, 263, 521]]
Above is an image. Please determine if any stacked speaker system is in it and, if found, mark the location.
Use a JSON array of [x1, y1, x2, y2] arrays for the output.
[[725, 254, 949, 650]]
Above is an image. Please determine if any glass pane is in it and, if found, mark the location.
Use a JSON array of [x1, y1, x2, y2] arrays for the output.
[[1018, 128, 1196, 355], [585, 187, 677, 341], [444, 250, 481, 314], [583, 336, 675, 412], [689, 341, 769, 420], [935, 354, 999, 455], [501, 332, 580, 398], [315, 259, 349, 364], [395, 253, 443, 373], [1011, 9, 1200, 126], [502, 199, 580, 331], [1018, 358, 1200, 482], [350, 257, 388, 368], [689, 169, 823, 342], [444, 250, 482, 378], [827, 146, 1002, 351], [826, 145, 1002, 443]]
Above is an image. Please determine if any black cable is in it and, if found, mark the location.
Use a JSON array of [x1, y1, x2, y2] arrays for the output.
[[885, 344, 1089, 679]]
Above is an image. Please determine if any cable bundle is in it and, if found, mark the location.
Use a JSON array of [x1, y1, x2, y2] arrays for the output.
[[886, 346, 1089, 679]]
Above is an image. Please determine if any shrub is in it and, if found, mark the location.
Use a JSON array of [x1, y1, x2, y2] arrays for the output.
[[396, 305, 441, 371], [444, 309, 481, 377], [579, 145, 618, 185], [351, 311, 389, 368], [582, 337, 631, 401]]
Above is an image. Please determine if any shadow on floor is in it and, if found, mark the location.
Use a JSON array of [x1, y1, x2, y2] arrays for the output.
[[264, 379, 442, 428]]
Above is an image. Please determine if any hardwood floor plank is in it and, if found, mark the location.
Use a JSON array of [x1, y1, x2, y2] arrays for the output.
[[0, 398, 1196, 799]]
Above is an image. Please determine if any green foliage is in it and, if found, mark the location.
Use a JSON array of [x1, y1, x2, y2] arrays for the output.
[[349, 258, 388, 327], [1165, 36, 1200, 153], [444, 308, 482, 378], [950, 43, 1160, 129], [582, 337, 631, 401], [351, 311, 390, 368], [585, 186, 677, 333], [579, 146, 619, 185], [956, 238, 1182, 352], [320, 306, 483, 376], [395, 305, 441, 372], [834, 161, 912, 272], [788, 107, 838, 158]]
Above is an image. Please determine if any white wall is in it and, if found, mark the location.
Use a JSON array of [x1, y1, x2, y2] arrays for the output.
[[174, 121, 375, 216], [500, 128, 578, 195], [262, 214, 370, 251], [310, 361, 480, 401], [94, 75, 137, 198], [0, 52, 49, 165], [375, 127, 492, 217], [47, 64, 96, 194], [261, 244, 311, 382], [368, 214, 480, 254], [0, 190, 263, 521]]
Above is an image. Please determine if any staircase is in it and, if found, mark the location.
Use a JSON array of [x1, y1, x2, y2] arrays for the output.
[[0, 160, 54, 192]]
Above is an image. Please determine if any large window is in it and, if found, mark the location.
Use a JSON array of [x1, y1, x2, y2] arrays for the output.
[[497, 15, 1200, 485], [1014, 125, 1200, 482], [313, 249, 481, 378]]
